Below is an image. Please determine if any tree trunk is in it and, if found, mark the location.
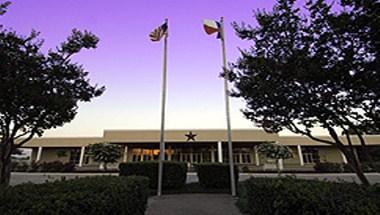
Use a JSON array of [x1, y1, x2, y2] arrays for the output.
[[0, 140, 13, 186], [339, 145, 370, 185], [276, 159, 282, 176], [327, 126, 370, 186], [103, 162, 108, 172]]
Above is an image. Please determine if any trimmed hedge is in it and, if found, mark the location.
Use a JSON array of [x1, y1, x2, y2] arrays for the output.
[[11, 161, 75, 172], [37, 161, 75, 172], [195, 163, 239, 189], [119, 161, 187, 189], [0, 176, 149, 215], [315, 162, 380, 173], [314, 162, 343, 172], [238, 177, 380, 215]]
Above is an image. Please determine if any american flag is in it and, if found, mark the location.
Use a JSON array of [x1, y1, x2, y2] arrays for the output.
[[149, 22, 168, 42]]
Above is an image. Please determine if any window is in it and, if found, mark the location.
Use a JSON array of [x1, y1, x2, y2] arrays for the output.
[[241, 153, 252, 164], [69, 149, 81, 164], [192, 153, 202, 163], [132, 154, 141, 161], [233, 153, 240, 163], [302, 148, 320, 164], [233, 153, 253, 164]]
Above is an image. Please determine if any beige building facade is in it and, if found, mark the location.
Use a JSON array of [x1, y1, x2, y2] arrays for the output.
[[22, 129, 380, 171]]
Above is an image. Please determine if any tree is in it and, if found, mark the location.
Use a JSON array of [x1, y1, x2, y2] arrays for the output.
[[87, 143, 122, 171], [256, 142, 293, 175], [0, 2, 105, 186], [230, 0, 379, 185]]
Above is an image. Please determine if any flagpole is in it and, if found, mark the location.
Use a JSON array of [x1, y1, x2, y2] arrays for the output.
[[220, 17, 236, 196], [157, 18, 168, 197]]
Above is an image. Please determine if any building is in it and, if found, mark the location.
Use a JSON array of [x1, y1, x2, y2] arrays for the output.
[[22, 129, 380, 171]]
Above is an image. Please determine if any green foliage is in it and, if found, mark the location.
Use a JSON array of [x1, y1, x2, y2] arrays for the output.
[[256, 142, 293, 160], [87, 143, 122, 169], [0, 176, 149, 215], [230, 0, 380, 185], [0, 29, 104, 140], [314, 162, 343, 173], [343, 162, 380, 173], [56, 150, 68, 158], [119, 161, 187, 189], [36, 161, 75, 172], [195, 163, 239, 189], [11, 161, 75, 172], [231, 0, 380, 135], [314, 162, 380, 173], [0, 1, 10, 16], [10, 162, 29, 172], [0, 15, 104, 185], [238, 177, 379, 215]]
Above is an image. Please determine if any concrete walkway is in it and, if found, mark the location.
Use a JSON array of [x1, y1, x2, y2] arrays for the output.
[[146, 194, 243, 215]]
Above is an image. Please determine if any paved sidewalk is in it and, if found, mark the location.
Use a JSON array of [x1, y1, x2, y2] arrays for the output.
[[146, 194, 243, 215]]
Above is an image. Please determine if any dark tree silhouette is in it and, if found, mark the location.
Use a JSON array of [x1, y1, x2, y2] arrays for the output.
[[230, 0, 380, 185], [0, 2, 105, 185]]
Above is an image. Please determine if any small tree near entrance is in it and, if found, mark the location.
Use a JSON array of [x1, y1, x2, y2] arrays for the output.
[[257, 142, 293, 175], [87, 143, 122, 171]]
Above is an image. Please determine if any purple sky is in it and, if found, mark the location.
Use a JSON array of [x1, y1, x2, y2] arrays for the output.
[[1, 0, 312, 137]]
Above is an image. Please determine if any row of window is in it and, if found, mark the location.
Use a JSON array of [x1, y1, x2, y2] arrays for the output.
[[66, 147, 322, 165]]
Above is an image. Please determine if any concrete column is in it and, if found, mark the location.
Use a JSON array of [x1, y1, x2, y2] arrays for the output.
[[278, 159, 284, 170], [250, 151, 254, 164], [254, 146, 260, 166], [340, 151, 348, 164], [217, 141, 223, 163], [297, 145, 304, 166], [79, 146, 86, 167], [123, 145, 128, 162], [168, 146, 172, 161], [190, 152, 193, 163], [211, 148, 215, 163], [36, 146, 43, 162], [239, 152, 243, 164]]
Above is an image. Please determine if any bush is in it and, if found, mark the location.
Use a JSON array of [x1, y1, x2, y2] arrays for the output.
[[119, 161, 187, 189], [11, 162, 29, 172], [0, 176, 149, 215], [195, 163, 239, 189], [314, 162, 343, 172], [342, 163, 375, 173], [37, 161, 75, 172], [316, 162, 380, 173], [371, 162, 380, 172], [12, 161, 75, 172], [238, 177, 379, 215]]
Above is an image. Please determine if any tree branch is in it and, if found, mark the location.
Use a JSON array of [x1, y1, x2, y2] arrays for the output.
[[288, 121, 336, 145], [15, 131, 36, 148]]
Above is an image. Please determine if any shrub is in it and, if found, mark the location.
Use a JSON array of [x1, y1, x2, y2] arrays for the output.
[[371, 162, 380, 172], [23, 161, 76, 172], [342, 163, 375, 173], [119, 161, 187, 189], [37, 161, 75, 172], [195, 163, 239, 189], [238, 177, 379, 215], [11, 162, 29, 172], [314, 162, 343, 172], [0, 176, 149, 215]]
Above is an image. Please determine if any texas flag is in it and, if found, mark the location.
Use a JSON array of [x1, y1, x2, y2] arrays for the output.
[[203, 19, 222, 39]]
